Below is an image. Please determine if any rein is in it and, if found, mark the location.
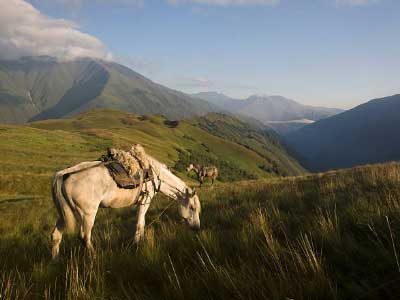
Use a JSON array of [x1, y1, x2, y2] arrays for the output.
[[139, 164, 186, 227], [146, 199, 178, 228]]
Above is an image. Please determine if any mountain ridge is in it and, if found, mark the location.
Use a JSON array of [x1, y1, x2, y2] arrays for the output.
[[191, 92, 344, 134], [0, 56, 216, 124], [286, 94, 400, 171]]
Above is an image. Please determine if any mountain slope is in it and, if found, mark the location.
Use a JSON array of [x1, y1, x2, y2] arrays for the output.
[[0, 56, 84, 123], [0, 56, 215, 124], [15, 110, 304, 182], [286, 94, 400, 171], [191, 92, 244, 112], [192, 92, 343, 133], [190, 113, 305, 176]]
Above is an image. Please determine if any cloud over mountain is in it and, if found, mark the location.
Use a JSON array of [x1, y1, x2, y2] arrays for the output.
[[0, 0, 111, 60]]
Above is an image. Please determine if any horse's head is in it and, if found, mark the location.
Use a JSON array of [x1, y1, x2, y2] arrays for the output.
[[179, 188, 201, 230]]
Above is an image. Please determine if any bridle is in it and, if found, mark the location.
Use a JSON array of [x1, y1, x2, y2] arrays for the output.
[[137, 162, 182, 203]]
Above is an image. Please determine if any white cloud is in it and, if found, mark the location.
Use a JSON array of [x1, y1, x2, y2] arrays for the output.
[[167, 0, 280, 6], [0, 0, 111, 60], [335, 0, 379, 6], [33, 0, 143, 9]]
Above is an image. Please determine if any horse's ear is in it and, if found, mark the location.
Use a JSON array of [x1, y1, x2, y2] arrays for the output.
[[192, 188, 196, 196]]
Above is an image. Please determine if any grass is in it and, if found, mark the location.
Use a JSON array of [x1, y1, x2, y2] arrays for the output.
[[26, 110, 305, 179], [0, 110, 399, 299], [0, 110, 305, 200], [1, 161, 400, 299]]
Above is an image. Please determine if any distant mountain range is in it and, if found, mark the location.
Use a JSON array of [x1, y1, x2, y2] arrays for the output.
[[191, 92, 343, 134], [286, 94, 400, 171], [0, 56, 215, 124], [0, 56, 343, 132]]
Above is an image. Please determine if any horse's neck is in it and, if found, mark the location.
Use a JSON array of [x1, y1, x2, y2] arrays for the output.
[[149, 156, 187, 200]]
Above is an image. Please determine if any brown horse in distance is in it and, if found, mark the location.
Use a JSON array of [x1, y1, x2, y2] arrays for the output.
[[187, 164, 218, 186]]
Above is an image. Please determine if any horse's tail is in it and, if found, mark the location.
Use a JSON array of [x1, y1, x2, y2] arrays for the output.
[[52, 161, 102, 233], [52, 172, 77, 233]]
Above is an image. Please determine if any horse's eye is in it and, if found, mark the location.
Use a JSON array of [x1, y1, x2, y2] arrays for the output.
[[190, 206, 195, 211]]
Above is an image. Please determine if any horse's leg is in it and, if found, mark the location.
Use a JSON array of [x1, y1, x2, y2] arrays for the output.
[[51, 219, 64, 259], [196, 174, 201, 187], [77, 210, 85, 246], [82, 213, 96, 256], [79, 225, 85, 244], [134, 197, 152, 243]]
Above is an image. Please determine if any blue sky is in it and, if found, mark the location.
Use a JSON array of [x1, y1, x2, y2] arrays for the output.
[[16, 0, 400, 108]]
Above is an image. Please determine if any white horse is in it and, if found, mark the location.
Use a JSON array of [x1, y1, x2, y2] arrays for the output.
[[51, 154, 201, 258]]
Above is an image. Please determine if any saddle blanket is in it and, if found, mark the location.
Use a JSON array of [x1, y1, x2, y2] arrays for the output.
[[104, 161, 142, 189]]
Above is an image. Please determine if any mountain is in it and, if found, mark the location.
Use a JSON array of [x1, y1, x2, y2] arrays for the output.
[[191, 92, 343, 134], [0, 56, 215, 124], [236, 94, 343, 123], [191, 92, 244, 112], [286, 94, 400, 171]]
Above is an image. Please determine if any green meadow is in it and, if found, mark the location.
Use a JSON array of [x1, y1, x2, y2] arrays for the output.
[[0, 111, 399, 299]]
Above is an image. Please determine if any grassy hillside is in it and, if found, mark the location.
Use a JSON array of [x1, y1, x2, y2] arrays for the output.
[[1, 154, 399, 299], [0, 110, 304, 198], [191, 113, 303, 176]]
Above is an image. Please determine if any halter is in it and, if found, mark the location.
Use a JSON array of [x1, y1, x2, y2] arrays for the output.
[[136, 157, 189, 208], [136, 164, 161, 205], [139, 164, 188, 227]]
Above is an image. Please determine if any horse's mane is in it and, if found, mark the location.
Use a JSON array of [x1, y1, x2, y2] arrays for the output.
[[146, 154, 187, 193]]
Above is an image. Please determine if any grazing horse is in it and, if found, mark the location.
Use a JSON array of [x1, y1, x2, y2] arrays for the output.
[[187, 164, 218, 186], [51, 153, 201, 259]]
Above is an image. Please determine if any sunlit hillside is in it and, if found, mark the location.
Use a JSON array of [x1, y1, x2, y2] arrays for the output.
[[1, 154, 399, 299], [0, 110, 303, 198]]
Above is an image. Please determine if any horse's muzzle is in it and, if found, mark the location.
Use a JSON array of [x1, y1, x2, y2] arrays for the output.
[[190, 223, 201, 232], [182, 218, 200, 231]]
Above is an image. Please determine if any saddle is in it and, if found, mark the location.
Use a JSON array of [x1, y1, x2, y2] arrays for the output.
[[100, 145, 154, 189]]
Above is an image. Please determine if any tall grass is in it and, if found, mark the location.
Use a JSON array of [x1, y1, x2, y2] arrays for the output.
[[1, 162, 400, 299]]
